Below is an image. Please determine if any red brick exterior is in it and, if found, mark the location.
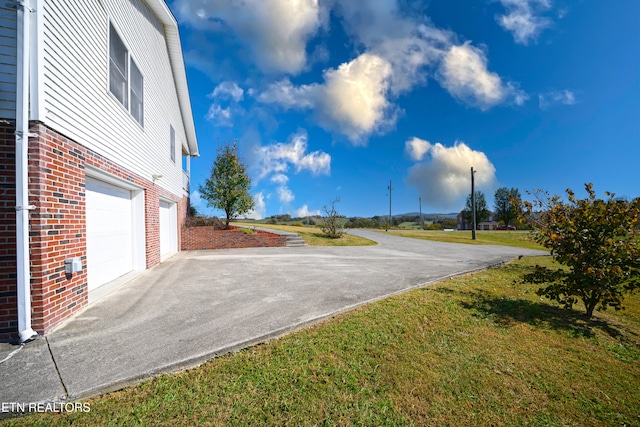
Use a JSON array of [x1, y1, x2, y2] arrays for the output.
[[0, 122, 187, 342], [181, 226, 286, 250], [0, 121, 18, 341]]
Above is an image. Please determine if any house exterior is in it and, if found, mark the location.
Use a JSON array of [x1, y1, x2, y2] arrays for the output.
[[457, 211, 499, 231], [0, 0, 198, 343]]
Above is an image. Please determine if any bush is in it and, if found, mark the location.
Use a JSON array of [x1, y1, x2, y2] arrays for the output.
[[520, 183, 640, 317], [184, 216, 226, 229], [321, 198, 345, 239]]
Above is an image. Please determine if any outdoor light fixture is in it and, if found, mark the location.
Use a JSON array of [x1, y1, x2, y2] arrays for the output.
[[152, 174, 163, 182]]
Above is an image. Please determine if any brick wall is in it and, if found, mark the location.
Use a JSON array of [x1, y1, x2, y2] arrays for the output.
[[28, 124, 89, 333], [0, 122, 186, 342], [182, 226, 287, 250], [0, 121, 17, 342]]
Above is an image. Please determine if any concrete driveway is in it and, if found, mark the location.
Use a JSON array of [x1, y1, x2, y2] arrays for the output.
[[0, 230, 546, 407]]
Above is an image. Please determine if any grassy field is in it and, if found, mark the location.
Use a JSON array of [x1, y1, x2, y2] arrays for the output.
[[233, 222, 377, 247], [383, 229, 545, 250], [236, 223, 543, 250], [6, 256, 639, 426]]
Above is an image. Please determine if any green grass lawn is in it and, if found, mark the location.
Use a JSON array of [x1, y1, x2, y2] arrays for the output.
[[233, 222, 377, 247], [383, 229, 545, 250], [6, 257, 638, 426]]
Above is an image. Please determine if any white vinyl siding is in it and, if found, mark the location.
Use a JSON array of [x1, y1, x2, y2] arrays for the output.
[[0, 6, 17, 118], [38, 0, 186, 196]]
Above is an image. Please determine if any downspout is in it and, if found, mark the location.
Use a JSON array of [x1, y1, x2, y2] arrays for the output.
[[15, 0, 37, 343]]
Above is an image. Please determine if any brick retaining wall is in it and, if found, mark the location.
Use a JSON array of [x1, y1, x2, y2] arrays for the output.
[[182, 226, 287, 250]]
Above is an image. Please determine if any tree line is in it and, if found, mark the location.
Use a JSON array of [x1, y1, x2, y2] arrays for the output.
[[461, 187, 522, 228]]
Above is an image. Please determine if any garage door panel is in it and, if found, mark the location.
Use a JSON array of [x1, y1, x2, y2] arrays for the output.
[[159, 200, 177, 258], [86, 177, 134, 291]]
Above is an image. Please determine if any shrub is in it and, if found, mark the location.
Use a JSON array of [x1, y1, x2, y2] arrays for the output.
[[321, 198, 345, 239], [520, 183, 640, 317], [184, 216, 226, 229]]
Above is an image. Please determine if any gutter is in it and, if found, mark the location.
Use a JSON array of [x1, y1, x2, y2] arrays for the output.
[[15, 0, 37, 343]]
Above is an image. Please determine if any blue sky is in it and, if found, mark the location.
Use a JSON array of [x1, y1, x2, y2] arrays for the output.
[[169, 0, 639, 218]]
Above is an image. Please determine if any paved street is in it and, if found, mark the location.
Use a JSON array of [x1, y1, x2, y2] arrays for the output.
[[0, 230, 546, 406]]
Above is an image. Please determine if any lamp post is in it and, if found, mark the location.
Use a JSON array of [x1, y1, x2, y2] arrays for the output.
[[471, 167, 476, 240], [387, 180, 393, 231]]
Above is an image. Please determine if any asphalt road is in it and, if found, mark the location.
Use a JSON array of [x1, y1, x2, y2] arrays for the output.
[[0, 229, 546, 406]]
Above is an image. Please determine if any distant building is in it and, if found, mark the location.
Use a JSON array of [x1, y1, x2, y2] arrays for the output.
[[457, 211, 499, 231]]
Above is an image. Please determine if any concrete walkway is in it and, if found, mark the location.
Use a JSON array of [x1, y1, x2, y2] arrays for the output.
[[0, 230, 546, 407], [242, 225, 307, 247]]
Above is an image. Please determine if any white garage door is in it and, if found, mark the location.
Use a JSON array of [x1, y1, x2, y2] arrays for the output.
[[159, 200, 177, 259], [86, 177, 134, 291]]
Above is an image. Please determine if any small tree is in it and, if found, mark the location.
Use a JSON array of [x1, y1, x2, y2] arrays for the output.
[[321, 198, 345, 239], [520, 183, 640, 317], [188, 202, 199, 218], [462, 191, 490, 228], [199, 141, 254, 229], [494, 187, 521, 227]]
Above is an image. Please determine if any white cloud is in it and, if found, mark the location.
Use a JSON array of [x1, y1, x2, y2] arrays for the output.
[[245, 192, 266, 220], [277, 186, 295, 203], [334, 2, 452, 95], [258, 53, 395, 144], [317, 54, 395, 143], [270, 174, 289, 185], [406, 140, 497, 210], [255, 131, 331, 179], [538, 89, 576, 109], [336, 1, 529, 110], [257, 79, 316, 109], [437, 42, 527, 110], [405, 137, 431, 161], [205, 104, 234, 127], [190, 190, 203, 207], [296, 204, 320, 217], [496, 0, 553, 45], [210, 81, 244, 102], [251, 131, 331, 214], [257, 3, 526, 141], [206, 81, 246, 126], [174, 0, 325, 74]]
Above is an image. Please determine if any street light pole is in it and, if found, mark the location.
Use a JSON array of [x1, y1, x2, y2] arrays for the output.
[[471, 167, 476, 240], [388, 180, 393, 231]]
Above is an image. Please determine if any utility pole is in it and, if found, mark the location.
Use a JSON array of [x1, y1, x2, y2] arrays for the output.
[[471, 167, 476, 240], [388, 180, 393, 231], [419, 197, 423, 230]]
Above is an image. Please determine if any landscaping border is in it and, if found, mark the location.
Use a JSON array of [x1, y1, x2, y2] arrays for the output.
[[181, 226, 287, 250]]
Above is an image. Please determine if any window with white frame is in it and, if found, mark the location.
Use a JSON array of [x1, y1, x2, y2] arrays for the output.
[[130, 61, 144, 126], [109, 24, 143, 126], [170, 125, 176, 163]]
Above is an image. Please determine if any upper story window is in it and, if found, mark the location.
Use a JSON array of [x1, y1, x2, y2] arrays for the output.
[[109, 24, 143, 126], [170, 125, 176, 163], [130, 61, 144, 126]]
